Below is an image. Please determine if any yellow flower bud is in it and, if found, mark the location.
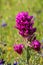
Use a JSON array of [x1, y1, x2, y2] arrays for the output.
[[7, 47, 12, 51]]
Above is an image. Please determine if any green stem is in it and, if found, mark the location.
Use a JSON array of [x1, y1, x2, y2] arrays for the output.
[[27, 46, 30, 65]]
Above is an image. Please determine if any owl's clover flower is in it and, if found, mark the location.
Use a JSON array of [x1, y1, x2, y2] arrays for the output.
[[28, 40, 41, 51], [13, 44, 24, 55], [15, 12, 36, 37]]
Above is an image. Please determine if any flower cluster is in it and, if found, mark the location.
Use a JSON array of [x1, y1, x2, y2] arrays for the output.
[[14, 12, 41, 55], [15, 12, 36, 37]]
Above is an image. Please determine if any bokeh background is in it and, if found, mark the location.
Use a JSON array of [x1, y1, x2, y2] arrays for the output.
[[0, 0, 43, 65]]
